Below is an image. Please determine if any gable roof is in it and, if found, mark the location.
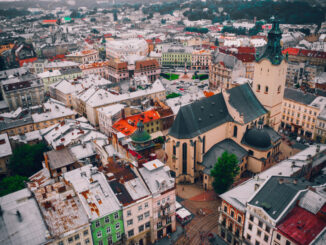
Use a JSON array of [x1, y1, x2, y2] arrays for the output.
[[284, 88, 317, 105], [248, 176, 309, 221], [169, 92, 232, 139], [227, 83, 267, 124], [169, 83, 267, 139]]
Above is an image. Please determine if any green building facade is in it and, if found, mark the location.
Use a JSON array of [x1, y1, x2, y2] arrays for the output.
[[91, 210, 124, 245]]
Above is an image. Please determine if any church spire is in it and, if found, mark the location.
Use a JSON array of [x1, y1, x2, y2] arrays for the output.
[[256, 17, 284, 65]]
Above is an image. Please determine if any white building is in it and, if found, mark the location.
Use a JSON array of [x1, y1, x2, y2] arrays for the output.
[[106, 38, 148, 59]]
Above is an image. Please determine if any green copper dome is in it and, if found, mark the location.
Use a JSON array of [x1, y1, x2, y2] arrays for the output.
[[131, 120, 151, 143], [256, 17, 284, 65]]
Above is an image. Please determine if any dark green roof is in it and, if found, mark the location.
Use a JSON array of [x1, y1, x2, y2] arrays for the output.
[[169, 83, 267, 139], [249, 176, 310, 220], [131, 121, 151, 143], [256, 17, 284, 65]]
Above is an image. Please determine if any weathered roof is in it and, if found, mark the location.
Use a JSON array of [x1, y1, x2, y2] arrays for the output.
[[201, 139, 247, 175], [46, 148, 76, 170], [212, 51, 239, 69], [284, 88, 317, 105], [277, 205, 326, 245], [248, 176, 310, 221], [0, 133, 12, 158]]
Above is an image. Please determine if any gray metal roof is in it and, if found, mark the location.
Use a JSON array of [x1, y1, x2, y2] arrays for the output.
[[227, 83, 268, 124], [212, 51, 239, 69], [284, 88, 317, 105], [169, 83, 267, 139], [249, 176, 310, 221], [201, 139, 248, 175]]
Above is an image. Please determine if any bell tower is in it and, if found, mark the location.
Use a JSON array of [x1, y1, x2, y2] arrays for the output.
[[252, 17, 287, 131]]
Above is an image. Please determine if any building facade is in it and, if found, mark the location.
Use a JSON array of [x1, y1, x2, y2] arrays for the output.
[[252, 18, 288, 131]]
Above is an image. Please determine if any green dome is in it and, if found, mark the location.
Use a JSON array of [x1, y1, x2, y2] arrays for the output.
[[131, 120, 151, 143]]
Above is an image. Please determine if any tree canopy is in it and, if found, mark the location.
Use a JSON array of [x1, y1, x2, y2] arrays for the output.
[[210, 151, 240, 194], [9, 143, 48, 177], [0, 175, 28, 197]]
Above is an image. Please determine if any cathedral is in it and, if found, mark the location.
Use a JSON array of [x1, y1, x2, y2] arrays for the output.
[[166, 18, 287, 189]]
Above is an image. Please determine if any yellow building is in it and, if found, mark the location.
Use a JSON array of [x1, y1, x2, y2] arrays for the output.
[[281, 88, 326, 139]]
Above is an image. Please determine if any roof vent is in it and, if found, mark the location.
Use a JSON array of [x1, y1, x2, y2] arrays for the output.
[[198, 118, 202, 121], [201, 106, 204, 110], [279, 178, 284, 184], [16, 210, 23, 222]]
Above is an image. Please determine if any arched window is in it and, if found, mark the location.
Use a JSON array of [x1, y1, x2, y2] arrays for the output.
[[173, 145, 176, 155], [182, 143, 187, 174], [265, 86, 269, 93], [257, 84, 261, 91], [277, 85, 281, 94], [202, 136, 206, 154], [233, 125, 238, 137]]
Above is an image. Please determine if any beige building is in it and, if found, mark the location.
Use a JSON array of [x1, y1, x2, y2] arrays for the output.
[[66, 49, 99, 64], [281, 88, 326, 139], [166, 84, 281, 190], [209, 52, 246, 90], [1, 72, 44, 111], [315, 107, 326, 143], [191, 49, 211, 70], [252, 19, 287, 131]]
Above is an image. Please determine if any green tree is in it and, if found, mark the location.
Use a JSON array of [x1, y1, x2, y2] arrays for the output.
[[0, 175, 28, 196], [9, 143, 48, 177], [210, 151, 240, 194]]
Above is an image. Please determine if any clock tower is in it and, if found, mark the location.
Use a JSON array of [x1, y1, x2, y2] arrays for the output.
[[252, 17, 287, 130]]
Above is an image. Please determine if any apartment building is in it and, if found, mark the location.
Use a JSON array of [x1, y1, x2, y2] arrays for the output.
[[191, 49, 211, 70], [282, 48, 326, 67], [64, 165, 124, 245], [0, 99, 76, 136], [1, 72, 44, 110], [66, 49, 99, 64], [281, 88, 326, 138], [84, 79, 166, 126], [32, 181, 92, 245], [162, 46, 193, 69], [134, 59, 161, 82], [103, 160, 153, 245], [139, 160, 176, 243], [80, 61, 110, 78], [38, 67, 82, 91], [209, 51, 246, 90]]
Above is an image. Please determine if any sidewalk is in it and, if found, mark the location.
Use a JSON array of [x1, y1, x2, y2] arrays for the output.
[[154, 225, 184, 245]]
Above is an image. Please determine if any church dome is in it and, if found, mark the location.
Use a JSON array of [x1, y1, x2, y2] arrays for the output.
[[131, 120, 151, 143], [244, 127, 271, 149]]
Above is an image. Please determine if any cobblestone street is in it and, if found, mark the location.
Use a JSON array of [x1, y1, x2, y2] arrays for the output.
[[174, 184, 221, 245]]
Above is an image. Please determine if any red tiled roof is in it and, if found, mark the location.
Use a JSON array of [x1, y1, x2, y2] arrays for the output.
[[113, 110, 161, 136], [43, 19, 57, 23], [277, 205, 326, 245], [282, 48, 326, 58]]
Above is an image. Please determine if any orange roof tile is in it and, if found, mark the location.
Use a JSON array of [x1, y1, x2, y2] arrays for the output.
[[112, 110, 161, 136]]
